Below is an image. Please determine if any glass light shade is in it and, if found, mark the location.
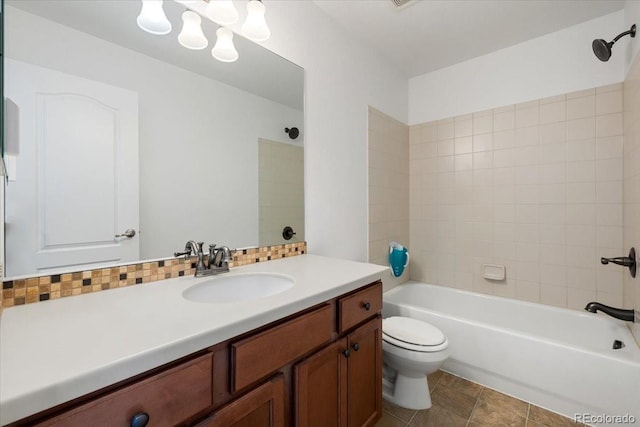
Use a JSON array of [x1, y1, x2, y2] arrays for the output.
[[205, 0, 239, 26], [241, 0, 270, 42], [136, 0, 172, 35], [178, 11, 208, 49], [212, 27, 238, 62]]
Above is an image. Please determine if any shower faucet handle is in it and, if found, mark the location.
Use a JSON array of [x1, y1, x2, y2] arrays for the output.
[[601, 247, 636, 278]]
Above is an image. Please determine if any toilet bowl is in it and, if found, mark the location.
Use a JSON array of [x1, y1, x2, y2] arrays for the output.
[[382, 316, 449, 410]]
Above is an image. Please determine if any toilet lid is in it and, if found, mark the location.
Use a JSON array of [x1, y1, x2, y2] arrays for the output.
[[382, 316, 446, 347]]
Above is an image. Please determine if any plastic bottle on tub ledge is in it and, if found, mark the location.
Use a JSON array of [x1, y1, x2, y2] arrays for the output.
[[389, 242, 409, 278]]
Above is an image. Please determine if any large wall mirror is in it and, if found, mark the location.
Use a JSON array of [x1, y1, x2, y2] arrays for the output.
[[3, 0, 305, 278]]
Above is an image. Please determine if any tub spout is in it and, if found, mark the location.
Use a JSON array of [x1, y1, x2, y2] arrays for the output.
[[584, 302, 635, 322]]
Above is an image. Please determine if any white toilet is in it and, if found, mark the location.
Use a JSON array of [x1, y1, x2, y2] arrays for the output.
[[382, 316, 449, 410]]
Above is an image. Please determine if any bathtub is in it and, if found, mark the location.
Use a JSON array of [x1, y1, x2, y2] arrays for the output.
[[383, 282, 640, 425]]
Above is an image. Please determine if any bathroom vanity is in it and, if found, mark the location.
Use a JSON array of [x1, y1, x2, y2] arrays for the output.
[[0, 255, 386, 426]]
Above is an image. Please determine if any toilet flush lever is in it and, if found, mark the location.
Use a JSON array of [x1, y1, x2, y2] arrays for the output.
[[601, 247, 636, 278]]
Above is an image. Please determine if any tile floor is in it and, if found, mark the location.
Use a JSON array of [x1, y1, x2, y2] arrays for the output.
[[376, 371, 584, 427]]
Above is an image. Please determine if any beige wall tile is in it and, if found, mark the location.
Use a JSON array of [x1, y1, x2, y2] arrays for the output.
[[368, 108, 410, 290], [515, 106, 539, 128], [473, 115, 493, 135], [566, 95, 595, 120], [596, 113, 623, 137], [494, 110, 515, 131], [567, 117, 595, 140], [540, 101, 566, 124], [404, 82, 625, 314], [540, 122, 566, 144], [455, 118, 473, 137], [596, 90, 622, 115]]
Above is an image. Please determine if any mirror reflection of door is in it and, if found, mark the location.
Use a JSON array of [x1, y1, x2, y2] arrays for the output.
[[5, 59, 139, 277]]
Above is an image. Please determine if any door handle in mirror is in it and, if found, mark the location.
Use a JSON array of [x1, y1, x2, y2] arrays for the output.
[[115, 229, 136, 238]]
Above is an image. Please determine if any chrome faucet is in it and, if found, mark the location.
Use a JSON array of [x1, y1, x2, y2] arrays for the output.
[[209, 244, 232, 271], [174, 241, 232, 277]]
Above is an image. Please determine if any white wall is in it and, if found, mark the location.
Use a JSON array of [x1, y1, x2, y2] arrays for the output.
[[244, 1, 409, 262], [409, 11, 626, 125], [624, 0, 640, 74], [6, 7, 303, 267]]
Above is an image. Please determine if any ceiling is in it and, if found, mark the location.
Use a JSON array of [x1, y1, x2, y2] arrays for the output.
[[313, 0, 626, 78]]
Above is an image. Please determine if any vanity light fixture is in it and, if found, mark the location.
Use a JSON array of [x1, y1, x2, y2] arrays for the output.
[[205, 0, 239, 26], [178, 11, 208, 49], [136, 0, 271, 63], [137, 0, 172, 35], [212, 27, 239, 62], [242, 0, 271, 42]]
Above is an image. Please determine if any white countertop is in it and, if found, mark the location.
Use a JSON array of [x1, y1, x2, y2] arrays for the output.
[[0, 254, 387, 425]]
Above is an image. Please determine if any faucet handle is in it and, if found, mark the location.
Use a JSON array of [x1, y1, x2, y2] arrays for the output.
[[174, 249, 190, 258], [208, 244, 217, 254]]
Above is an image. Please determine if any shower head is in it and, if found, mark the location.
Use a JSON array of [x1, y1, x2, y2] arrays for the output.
[[593, 24, 636, 62], [592, 39, 613, 62]]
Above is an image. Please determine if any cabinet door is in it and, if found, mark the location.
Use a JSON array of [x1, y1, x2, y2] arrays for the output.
[[347, 317, 382, 427], [294, 339, 348, 427], [198, 376, 285, 427]]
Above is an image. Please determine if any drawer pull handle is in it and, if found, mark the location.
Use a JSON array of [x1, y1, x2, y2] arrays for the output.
[[352, 342, 360, 351], [343, 348, 351, 358], [130, 412, 150, 427], [363, 302, 371, 311]]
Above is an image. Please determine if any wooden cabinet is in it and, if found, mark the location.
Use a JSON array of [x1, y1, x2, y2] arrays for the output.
[[231, 304, 333, 392], [294, 317, 382, 427], [338, 285, 382, 333], [19, 281, 382, 427], [33, 353, 213, 427], [346, 317, 382, 427], [197, 376, 285, 427], [294, 339, 348, 427]]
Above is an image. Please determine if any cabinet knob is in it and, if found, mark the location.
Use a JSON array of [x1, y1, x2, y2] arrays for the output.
[[363, 302, 371, 311], [352, 342, 360, 351], [130, 412, 150, 427], [343, 348, 351, 358]]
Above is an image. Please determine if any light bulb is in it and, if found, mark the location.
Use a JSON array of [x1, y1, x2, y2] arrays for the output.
[[242, 0, 270, 42], [212, 27, 238, 62], [136, 0, 172, 35], [178, 11, 208, 49], [205, 0, 239, 26]]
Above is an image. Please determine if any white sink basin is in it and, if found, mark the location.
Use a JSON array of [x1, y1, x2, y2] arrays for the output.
[[182, 273, 295, 304]]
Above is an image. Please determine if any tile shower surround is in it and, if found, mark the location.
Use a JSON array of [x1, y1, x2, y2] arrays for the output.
[[0, 242, 307, 308], [369, 107, 410, 289], [623, 57, 640, 344], [408, 84, 625, 311]]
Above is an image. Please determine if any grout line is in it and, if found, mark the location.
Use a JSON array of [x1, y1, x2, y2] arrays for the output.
[[525, 403, 531, 426], [430, 372, 444, 391], [383, 410, 410, 426], [464, 386, 484, 427], [405, 409, 418, 426]]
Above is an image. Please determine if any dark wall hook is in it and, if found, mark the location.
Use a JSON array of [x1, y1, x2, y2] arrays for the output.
[[601, 247, 636, 278]]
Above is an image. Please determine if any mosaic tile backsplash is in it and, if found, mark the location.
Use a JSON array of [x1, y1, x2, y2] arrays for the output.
[[1, 242, 306, 308]]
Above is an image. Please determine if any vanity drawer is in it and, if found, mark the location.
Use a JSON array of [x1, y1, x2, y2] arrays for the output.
[[338, 281, 382, 333], [36, 353, 213, 427], [231, 304, 333, 392]]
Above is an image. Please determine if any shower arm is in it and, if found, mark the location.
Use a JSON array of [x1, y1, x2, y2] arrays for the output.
[[611, 24, 637, 45]]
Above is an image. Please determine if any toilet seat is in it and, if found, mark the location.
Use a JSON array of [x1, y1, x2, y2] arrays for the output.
[[382, 316, 448, 353]]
